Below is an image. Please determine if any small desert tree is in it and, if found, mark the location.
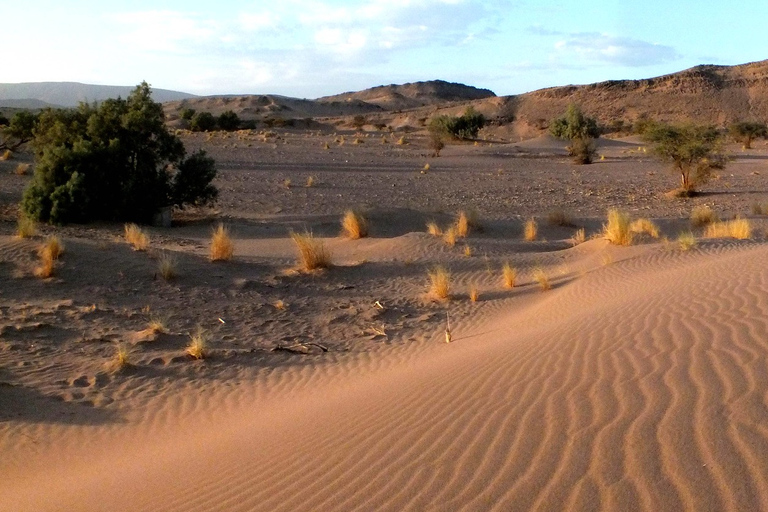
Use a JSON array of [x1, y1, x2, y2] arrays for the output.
[[22, 82, 218, 224], [728, 121, 767, 149], [190, 111, 217, 132], [218, 110, 241, 131], [0, 111, 38, 151], [550, 104, 599, 164], [643, 123, 723, 196]]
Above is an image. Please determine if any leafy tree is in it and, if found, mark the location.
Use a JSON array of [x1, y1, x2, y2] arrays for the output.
[[549, 104, 599, 140], [427, 107, 485, 142], [22, 82, 218, 224], [643, 123, 723, 195], [0, 111, 38, 151], [728, 121, 767, 149], [189, 111, 217, 132], [218, 110, 241, 131], [180, 107, 196, 121]]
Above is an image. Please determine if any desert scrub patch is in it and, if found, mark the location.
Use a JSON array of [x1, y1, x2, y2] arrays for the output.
[[341, 210, 368, 239], [427, 265, 451, 300], [124, 223, 149, 251], [704, 218, 751, 240], [690, 205, 718, 227], [210, 223, 234, 261], [502, 262, 517, 288], [186, 327, 207, 360], [677, 231, 696, 251], [603, 209, 633, 246], [524, 218, 537, 241], [291, 231, 332, 271], [630, 218, 660, 239]]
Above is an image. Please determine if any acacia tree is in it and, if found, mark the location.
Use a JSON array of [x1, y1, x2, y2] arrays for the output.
[[22, 82, 217, 224], [0, 111, 38, 151], [643, 123, 723, 196], [729, 121, 767, 149]]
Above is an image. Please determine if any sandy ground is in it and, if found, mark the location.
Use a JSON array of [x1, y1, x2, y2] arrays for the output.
[[2, 130, 768, 511]]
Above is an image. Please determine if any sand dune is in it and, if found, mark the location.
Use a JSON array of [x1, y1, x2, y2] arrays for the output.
[[4, 236, 768, 511]]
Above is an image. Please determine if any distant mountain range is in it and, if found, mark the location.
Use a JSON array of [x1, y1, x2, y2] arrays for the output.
[[0, 82, 197, 108]]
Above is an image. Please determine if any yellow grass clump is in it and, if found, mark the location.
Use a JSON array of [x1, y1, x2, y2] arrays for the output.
[[124, 223, 149, 251], [283, 178, 292, 189], [397, 136, 408, 145], [603, 209, 634, 246], [630, 218, 660, 238], [690, 205, 718, 227], [273, 299, 287, 310], [16, 215, 37, 239], [426, 222, 442, 236], [41, 235, 64, 260], [109, 344, 132, 372], [502, 262, 517, 288], [210, 224, 234, 261], [443, 226, 457, 247], [158, 252, 177, 280], [524, 218, 538, 241], [306, 176, 315, 187], [0, 149, 11, 160], [456, 211, 470, 237], [678, 231, 697, 251], [14, 163, 30, 175], [186, 328, 207, 360], [704, 218, 752, 240], [469, 286, 479, 302], [341, 210, 368, 239], [463, 245, 472, 257], [570, 228, 586, 246], [291, 231, 332, 271], [148, 316, 168, 334], [428, 266, 451, 300], [35, 246, 56, 278], [533, 267, 551, 291]]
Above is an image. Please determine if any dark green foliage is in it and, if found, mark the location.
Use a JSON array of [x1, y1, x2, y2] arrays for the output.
[[180, 108, 196, 121], [190, 111, 217, 132], [218, 110, 241, 131], [0, 114, 8, 126], [568, 137, 597, 164], [428, 107, 485, 141], [549, 104, 599, 140], [643, 123, 723, 193], [21, 82, 218, 224], [728, 121, 768, 149], [172, 150, 218, 206], [352, 115, 366, 130], [1, 111, 38, 150]]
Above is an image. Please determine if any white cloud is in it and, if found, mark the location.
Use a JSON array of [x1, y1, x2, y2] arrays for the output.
[[108, 10, 218, 53], [553, 33, 679, 67]]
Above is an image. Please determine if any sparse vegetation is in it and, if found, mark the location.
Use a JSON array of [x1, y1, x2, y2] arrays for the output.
[[427, 222, 442, 236], [41, 235, 64, 260], [524, 218, 538, 241], [306, 176, 315, 187], [603, 209, 634, 245], [148, 316, 168, 334], [291, 231, 332, 271], [341, 210, 368, 239], [568, 136, 597, 165], [643, 123, 723, 196], [570, 228, 586, 246], [16, 215, 36, 238], [729, 121, 767, 149], [630, 218, 660, 239], [210, 224, 234, 261], [704, 218, 752, 240], [690, 205, 718, 227], [109, 344, 132, 371], [678, 231, 696, 251], [158, 252, 177, 280], [125, 223, 149, 251], [533, 267, 551, 291], [428, 266, 451, 300], [456, 211, 471, 237], [35, 243, 57, 278], [502, 262, 517, 288], [443, 226, 457, 247], [186, 328, 207, 359]]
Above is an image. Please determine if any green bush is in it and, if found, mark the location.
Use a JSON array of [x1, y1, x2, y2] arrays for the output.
[[428, 107, 485, 141], [21, 82, 218, 224], [0, 111, 38, 151], [218, 110, 240, 131], [728, 121, 767, 149], [549, 104, 599, 140], [180, 108, 196, 121], [190, 111, 217, 132]]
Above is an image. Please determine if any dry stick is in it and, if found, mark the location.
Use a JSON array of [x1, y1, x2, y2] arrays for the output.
[[445, 312, 452, 343]]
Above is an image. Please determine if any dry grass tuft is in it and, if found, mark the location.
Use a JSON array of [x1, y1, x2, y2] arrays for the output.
[[148, 316, 168, 334], [603, 209, 634, 246], [210, 224, 234, 261], [547, 210, 573, 226], [273, 299, 287, 310], [704, 218, 752, 240], [291, 231, 332, 271], [533, 267, 551, 291], [306, 176, 315, 187], [690, 205, 718, 227], [678, 231, 696, 251], [570, 228, 586, 246], [16, 215, 36, 239], [469, 286, 479, 302], [443, 226, 457, 247], [456, 211, 470, 237], [502, 262, 517, 288], [283, 178, 292, 189], [428, 266, 451, 300], [41, 235, 64, 260], [35, 246, 56, 278], [524, 218, 538, 241], [14, 163, 30, 175], [124, 223, 149, 251], [0, 150, 11, 160], [426, 222, 442, 236], [109, 344, 132, 372], [463, 245, 472, 257], [341, 210, 368, 239], [158, 252, 177, 280], [397, 136, 408, 145], [186, 328, 207, 360], [630, 218, 660, 238]]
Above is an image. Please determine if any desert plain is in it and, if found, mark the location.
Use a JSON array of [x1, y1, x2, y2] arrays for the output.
[[3, 123, 768, 511]]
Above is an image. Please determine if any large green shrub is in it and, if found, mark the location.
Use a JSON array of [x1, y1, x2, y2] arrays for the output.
[[218, 110, 241, 131], [728, 121, 767, 149], [428, 107, 485, 142], [0, 111, 38, 151], [549, 104, 599, 140], [189, 111, 217, 132], [22, 82, 218, 224]]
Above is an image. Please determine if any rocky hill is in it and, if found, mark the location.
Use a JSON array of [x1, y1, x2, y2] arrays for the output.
[[317, 80, 496, 110]]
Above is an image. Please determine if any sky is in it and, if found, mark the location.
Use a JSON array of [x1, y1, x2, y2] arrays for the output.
[[6, 1, 768, 98]]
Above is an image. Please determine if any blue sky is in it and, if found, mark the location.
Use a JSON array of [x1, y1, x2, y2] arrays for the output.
[[6, 1, 768, 98]]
